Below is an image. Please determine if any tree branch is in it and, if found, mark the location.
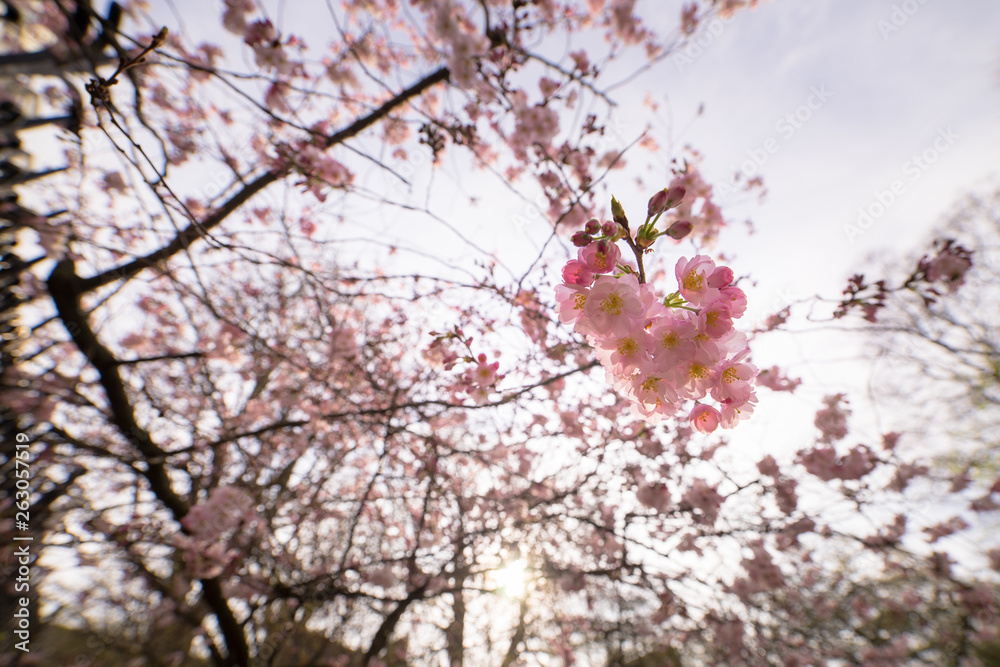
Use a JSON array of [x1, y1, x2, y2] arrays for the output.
[[362, 583, 429, 666], [79, 66, 450, 293], [46, 258, 251, 667], [500, 599, 528, 667]]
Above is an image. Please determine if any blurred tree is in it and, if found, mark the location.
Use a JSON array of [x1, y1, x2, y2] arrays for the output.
[[865, 188, 1000, 482]]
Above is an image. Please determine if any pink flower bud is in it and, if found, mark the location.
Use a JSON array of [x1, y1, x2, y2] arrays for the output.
[[708, 266, 734, 288], [601, 221, 617, 236], [584, 218, 601, 235], [562, 259, 595, 286], [571, 231, 592, 247], [649, 186, 687, 216], [665, 184, 686, 208], [647, 189, 669, 217], [665, 220, 692, 240]]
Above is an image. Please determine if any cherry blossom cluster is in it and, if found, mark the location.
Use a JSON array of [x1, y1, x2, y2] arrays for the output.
[[555, 192, 758, 432], [917, 238, 973, 293], [455, 353, 502, 404], [175, 485, 259, 578], [834, 238, 974, 322], [426, 326, 504, 405], [274, 129, 355, 203]]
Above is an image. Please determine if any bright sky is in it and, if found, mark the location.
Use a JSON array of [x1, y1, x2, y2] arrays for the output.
[[658, 0, 1000, 303]]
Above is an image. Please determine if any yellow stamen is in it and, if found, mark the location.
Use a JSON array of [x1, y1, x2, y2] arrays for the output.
[[683, 269, 704, 291], [689, 362, 708, 380], [601, 292, 623, 315], [617, 337, 638, 358], [661, 331, 680, 349]]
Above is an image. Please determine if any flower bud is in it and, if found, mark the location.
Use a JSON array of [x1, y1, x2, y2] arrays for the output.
[[604, 222, 626, 242], [648, 185, 686, 217], [647, 189, 669, 217], [601, 221, 617, 236], [584, 218, 601, 235], [571, 231, 592, 247], [708, 266, 734, 288], [665, 220, 692, 240], [635, 224, 657, 249], [665, 184, 686, 209], [596, 239, 610, 254], [611, 196, 628, 227], [562, 259, 594, 286]]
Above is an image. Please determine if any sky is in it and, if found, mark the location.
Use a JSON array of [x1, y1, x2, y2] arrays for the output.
[[656, 0, 1000, 305]]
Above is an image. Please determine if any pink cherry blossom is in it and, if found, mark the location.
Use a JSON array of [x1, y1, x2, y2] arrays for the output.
[[708, 265, 734, 288], [562, 259, 595, 286], [554, 283, 590, 325], [581, 274, 644, 338], [814, 393, 850, 444], [756, 365, 802, 393], [711, 354, 757, 404], [511, 102, 560, 159], [719, 286, 748, 317], [797, 444, 874, 482], [690, 404, 721, 433], [555, 212, 755, 430], [926, 244, 973, 292], [637, 481, 672, 513], [648, 312, 698, 368], [719, 394, 757, 428], [222, 0, 255, 35], [627, 373, 682, 421], [680, 348, 719, 397], [579, 241, 621, 273], [675, 255, 722, 307], [683, 477, 724, 523], [698, 301, 734, 339], [472, 354, 499, 386], [594, 329, 651, 378]]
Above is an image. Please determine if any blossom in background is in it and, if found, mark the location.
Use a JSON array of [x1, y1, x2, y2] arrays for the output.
[[814, 393, 850, 443]]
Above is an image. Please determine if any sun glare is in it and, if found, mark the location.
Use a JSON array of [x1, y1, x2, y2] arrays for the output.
[[490, 559, 528, 598]]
